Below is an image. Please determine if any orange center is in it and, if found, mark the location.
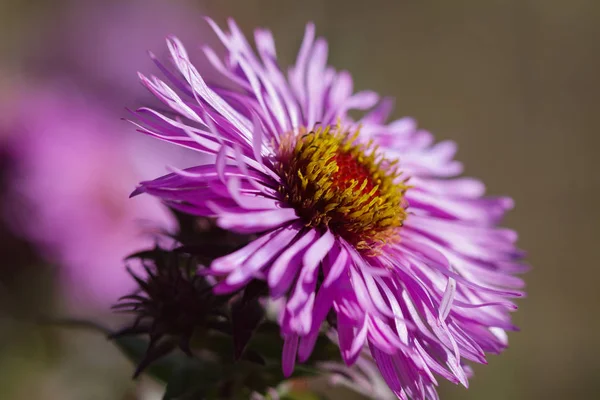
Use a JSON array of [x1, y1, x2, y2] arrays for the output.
[[277, 124, 409, 251]]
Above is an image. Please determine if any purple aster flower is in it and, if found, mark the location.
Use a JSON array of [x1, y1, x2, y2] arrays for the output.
[[132, 19, 527, 399]]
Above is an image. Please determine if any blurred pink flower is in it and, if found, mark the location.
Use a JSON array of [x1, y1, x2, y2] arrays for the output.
[[1, 0, 217, 309], [3, 85, 178, 308]]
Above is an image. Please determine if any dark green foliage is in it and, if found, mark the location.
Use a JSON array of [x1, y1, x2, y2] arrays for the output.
[[106, 213, 339, 399]]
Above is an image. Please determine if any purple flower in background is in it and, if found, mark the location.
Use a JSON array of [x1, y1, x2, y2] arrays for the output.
[[0, 0, 211, 310], [2, 86, 176, 308], [132, 19, 526, 399]]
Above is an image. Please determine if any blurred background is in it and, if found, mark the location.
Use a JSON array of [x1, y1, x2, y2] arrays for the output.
[[0, 0, 598, 399]]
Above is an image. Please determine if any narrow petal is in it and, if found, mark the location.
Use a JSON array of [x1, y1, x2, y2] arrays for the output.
[[282, 334, 299, 377]]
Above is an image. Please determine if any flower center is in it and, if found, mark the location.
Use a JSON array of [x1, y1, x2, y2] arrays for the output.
[[277, 124, 409, 251]]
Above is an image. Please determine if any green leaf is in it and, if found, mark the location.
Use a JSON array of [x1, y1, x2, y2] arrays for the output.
[[280, 391, 325, 400], [231, 283, 266, 360], [162, 357, 223, 400], [43, 315, 337, 399], [110, 335, 182, 383]]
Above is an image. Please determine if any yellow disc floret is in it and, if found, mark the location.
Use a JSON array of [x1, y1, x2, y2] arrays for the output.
[[277, 123, 409, 252]]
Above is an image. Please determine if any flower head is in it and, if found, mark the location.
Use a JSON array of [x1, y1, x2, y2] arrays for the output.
[[132, 19, 526, 399]]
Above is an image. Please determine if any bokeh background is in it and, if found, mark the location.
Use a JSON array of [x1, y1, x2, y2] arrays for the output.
[[1, 0, 598, 399]]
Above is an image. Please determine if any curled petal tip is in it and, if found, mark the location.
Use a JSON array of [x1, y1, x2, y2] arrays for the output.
[[130, 186, 145, 198]]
